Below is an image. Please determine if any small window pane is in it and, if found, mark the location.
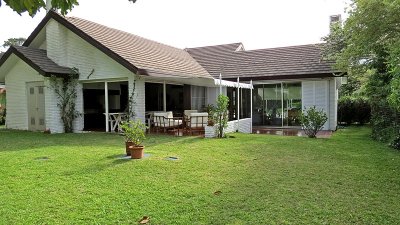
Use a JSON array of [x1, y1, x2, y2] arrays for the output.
[[38, 87, 44, 94], [31, 117, 35, 125], [30, 87, 34, 94]]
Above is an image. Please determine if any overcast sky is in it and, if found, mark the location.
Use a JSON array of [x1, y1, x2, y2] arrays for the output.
[[0, 0, 349, 52]]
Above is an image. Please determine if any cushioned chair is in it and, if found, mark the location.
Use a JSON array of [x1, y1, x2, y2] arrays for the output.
[[153, 111, 183, 134], [183, 110, 198, 127], [187, 112, 208, 135]]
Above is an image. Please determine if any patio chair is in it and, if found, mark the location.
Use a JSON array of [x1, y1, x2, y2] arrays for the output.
[[183, 110, 198, 127], [187, 112, 208, 135], [153, 111, 183, 134]]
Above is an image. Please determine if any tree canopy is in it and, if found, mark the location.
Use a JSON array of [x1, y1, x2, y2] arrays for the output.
[[3, 37, 26, 48], [322, 0, 400, 145], [1, 0, 136, 16]]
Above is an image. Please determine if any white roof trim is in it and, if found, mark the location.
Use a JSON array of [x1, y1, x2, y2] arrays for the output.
[[214, 79, 253, 89]]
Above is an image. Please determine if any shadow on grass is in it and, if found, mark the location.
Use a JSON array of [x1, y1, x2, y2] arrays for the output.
[[0, 129, 203, 152]]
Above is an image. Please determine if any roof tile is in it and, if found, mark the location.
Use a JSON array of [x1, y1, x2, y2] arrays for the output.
[[186, 43, 336, 80], [65, 16, 212, 79]]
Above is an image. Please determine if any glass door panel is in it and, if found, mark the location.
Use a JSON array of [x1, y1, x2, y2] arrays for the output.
[[252, 85, 264, 125], [263, 83, 283, 126], [283, 83, 302, 126]]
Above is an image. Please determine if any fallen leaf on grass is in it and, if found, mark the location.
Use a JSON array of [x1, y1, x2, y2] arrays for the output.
[[139, 216, 150, 224], [214, 190, 222, 195]]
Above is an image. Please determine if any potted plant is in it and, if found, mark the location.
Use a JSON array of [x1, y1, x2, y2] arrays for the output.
[[121, 119, 147, 159]]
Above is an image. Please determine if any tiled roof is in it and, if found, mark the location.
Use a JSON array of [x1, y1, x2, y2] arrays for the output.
[[64, 16, 212, 79], [186, 43, 336, 80], [0, 46, 74, 76]]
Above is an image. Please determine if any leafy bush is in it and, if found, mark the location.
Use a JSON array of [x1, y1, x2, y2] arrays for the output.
[[213, 95, 229, 138], [49, 73, 81, 133], [121, 120, 147, 146], [366, 72, 400, 143], [300, 106, 328, 138], [0, 108, 5, 125], [338, 96, 371, 125], [390, 133, 400, 150]]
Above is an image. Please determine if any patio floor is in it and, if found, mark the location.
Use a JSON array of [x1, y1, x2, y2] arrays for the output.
[[252, 126, 332, 138]]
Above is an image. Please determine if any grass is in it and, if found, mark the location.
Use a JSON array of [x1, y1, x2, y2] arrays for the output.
[[0, 127, 399, 224]]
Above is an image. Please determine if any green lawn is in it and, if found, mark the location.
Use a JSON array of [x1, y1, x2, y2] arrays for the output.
[[0, 127, 399, 224]]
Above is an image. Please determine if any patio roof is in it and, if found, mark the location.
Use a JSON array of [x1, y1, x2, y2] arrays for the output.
[[0, 46, 75, 77], [214, 79, 253, 89]]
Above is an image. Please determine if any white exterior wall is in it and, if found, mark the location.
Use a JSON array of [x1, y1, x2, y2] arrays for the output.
[[204, 118, 252, 138], [44, 78, 63, 133], [302, 79, 333, 130], [130, 76, 146, 123], [45, 19, 136, 132], [5, 59, 44, 130], [226, 118, 252, 133], [329, 78, 339, 130]]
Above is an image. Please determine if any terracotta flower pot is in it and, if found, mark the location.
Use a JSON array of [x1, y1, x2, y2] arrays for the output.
[[125, 141, 134, 156], [129, 145, 144, 159]]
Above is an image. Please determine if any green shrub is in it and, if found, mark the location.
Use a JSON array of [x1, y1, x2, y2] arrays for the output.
[[121, 119, 147, 146], [300, 106, 328, 138], [213, 95, 229, 138], [338, 96, 371, 125], [390, 133, 400, 150], [0, 108, 5, 125], [338, 96, 354, 124]]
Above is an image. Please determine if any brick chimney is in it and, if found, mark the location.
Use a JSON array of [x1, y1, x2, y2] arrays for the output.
[[329, 14, 342, 32]]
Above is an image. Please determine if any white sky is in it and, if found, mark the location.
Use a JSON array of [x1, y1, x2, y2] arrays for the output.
[[0, 0, 349, 52]]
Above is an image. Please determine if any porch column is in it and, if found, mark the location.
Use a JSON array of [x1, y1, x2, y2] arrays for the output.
[[219, 73, 222, 94], [163, 81, 167, 111], [281, 82, 284, 126], [250, 80, 253, 131], [237, 77, 240, 131], [105, 81, 109, 132]]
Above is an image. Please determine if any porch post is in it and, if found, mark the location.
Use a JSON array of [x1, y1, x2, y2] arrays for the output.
[[219, 73, 222, 95], [281, 82, 284, 127], [105, 81, 109, 132], [163, 81, 167, 111], [237, 77, 240, 132], [250, 80, 253, 131]]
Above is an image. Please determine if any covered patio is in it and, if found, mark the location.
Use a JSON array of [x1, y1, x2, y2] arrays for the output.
[[91, 74, 254, 136]]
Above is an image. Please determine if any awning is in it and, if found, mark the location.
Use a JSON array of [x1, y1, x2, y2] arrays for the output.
[[214, 79, 253, 89]]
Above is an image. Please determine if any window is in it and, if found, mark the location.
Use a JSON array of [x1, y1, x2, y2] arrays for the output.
[[191, 86, 206, 110]]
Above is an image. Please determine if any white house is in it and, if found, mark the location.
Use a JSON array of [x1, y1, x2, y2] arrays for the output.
[[0, 11, 341, 133]]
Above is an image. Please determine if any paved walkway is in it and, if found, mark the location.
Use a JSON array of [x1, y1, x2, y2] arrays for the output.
[[252, 127, 332, 138]]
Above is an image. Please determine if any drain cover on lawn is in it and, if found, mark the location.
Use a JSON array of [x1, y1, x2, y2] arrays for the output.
[[165, 156, 179, 161], [35, 156, 49, 161]]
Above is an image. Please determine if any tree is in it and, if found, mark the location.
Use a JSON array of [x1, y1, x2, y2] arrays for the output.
[[0, 0, 137, 16], [212, 94, 229, 138], [3, 37, 26, 48], [322, 0, 400, 144]]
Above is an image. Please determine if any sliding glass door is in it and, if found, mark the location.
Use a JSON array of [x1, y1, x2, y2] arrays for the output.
[[253, 82, 302, 127], [283, 83, 302, 126]]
